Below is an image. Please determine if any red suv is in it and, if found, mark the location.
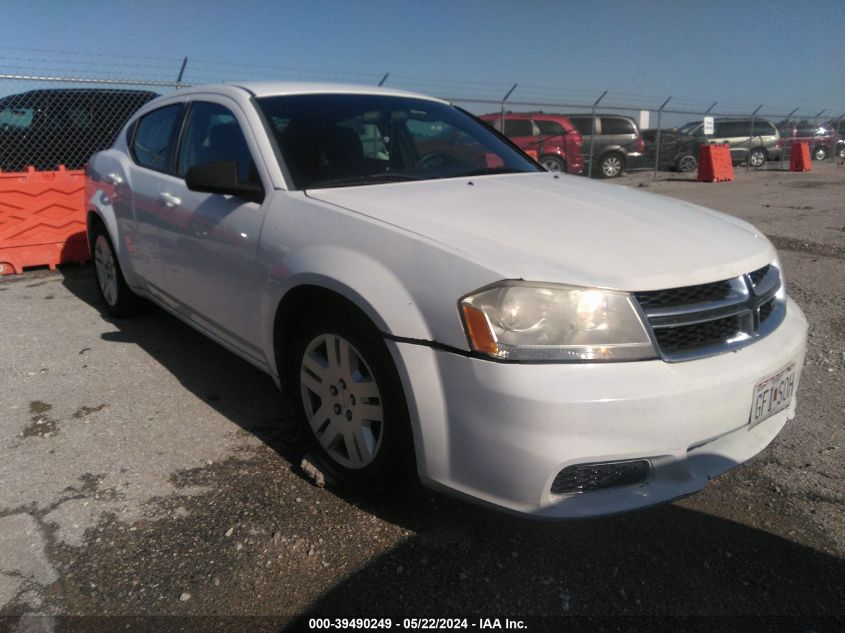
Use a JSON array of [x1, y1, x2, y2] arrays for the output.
[[777, 121, 838, 161], [480, 112, 584, 174]]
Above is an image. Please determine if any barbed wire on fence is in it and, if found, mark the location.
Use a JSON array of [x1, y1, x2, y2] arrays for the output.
[[1, 47, 844, 177]]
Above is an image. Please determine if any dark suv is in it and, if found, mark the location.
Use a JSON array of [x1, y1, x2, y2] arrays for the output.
[[564, 114, 644, 178], [480, 112, 584, 174], [0, 88, 157, 172], [778, 121, 838, 161]]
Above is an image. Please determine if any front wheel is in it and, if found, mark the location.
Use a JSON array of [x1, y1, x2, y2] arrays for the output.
[[597, 153, 625, 178], [812, 146, 827, 161], [91, 223, 145, 318], [838, 145, 845, 159], [290, 309, 413, 491]]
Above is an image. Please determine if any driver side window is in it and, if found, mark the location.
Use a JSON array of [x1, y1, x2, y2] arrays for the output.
[[176, 101, 257, 183]]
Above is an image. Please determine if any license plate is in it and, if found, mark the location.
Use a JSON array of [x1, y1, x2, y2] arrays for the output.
[[750, 363, 796, 428]]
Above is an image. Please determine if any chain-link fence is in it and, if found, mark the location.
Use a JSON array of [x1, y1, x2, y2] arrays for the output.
[[2, 49, 844, 177]]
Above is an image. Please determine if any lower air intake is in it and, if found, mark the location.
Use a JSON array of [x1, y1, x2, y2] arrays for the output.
[[551, 460, 651, 495]]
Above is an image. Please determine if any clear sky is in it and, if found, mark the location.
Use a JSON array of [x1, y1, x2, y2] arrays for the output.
[[2, 0, 844, 120]]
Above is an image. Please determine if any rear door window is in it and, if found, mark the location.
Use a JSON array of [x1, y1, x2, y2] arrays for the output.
[[568, 117, 594, 136], [600, 117, 635, 135], [503, 119, 534, 138], [131, 104, 183, 173], [535, 120, 566, 136], [751, 121, 776, 136], [715, 121, 750, 137]]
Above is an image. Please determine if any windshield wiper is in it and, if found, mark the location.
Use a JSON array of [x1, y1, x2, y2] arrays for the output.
[[306, 173, 420, 189]]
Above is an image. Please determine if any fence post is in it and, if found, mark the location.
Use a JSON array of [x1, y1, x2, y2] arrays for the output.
[[378, 73, 389, 87], [837, 112, 845, 159], [653, 96, 671, 180], [587, 90, 608, 178], [175, 57, 188, 87], [746, 104, 763, 171], [499, 83, 518, 136], [781, 107, 799, 169]]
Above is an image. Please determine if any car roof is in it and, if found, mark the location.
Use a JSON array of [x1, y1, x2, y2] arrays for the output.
[[169, 81, 448, 104]]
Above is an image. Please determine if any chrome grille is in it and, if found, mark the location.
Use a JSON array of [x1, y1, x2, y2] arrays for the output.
[[635, 280, 733, 310], [653, 315, 744, 353], [635, 264, 784, 361], [748, 264, 771, 287]]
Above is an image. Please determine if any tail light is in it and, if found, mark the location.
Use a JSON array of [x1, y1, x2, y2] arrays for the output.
[[636, 136, 645, 153]]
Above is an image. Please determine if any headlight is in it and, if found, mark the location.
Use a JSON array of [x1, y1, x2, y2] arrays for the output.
[[460, 281, 657, 361]]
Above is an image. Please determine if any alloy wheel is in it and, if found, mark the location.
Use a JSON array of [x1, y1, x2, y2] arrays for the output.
[[602, 156, 622, 177]]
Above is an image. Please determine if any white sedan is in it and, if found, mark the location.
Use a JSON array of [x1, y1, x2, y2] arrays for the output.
[[85, 82, 807, 518]]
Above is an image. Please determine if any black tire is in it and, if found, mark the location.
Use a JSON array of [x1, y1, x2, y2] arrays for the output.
[[675, 154, 698, 173], [747, 147, 766, 169], [288, 307, 414, 492], [838, 145, 845, 159], [597, 152, 625, 178], [812, 145, 827, 161], [540, 155, 566, 173], [90, 222, 145, 318]]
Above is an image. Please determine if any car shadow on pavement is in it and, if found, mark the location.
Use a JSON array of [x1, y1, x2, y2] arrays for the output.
[[60, 268, 844, 629], [291, 491, 845, 627], [60, 267, 308, 464]]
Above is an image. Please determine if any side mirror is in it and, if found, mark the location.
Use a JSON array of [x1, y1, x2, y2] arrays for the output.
[[185, 161, 264, 204]]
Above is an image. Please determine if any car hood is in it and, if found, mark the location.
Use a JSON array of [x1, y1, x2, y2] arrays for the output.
[[306, 172, 774, 291]]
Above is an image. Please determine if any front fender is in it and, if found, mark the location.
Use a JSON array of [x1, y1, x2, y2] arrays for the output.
[[260, 245, 433, 377]]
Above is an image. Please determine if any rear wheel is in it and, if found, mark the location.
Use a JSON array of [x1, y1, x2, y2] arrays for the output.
[[747, 147, 766, 168], [289, 308, 413, 491], [540, 155, 566, 172], [838, 145, 845, 159], [91, 222, 145, 318], [812, 145, 828, 161], [675, 154, 698, 173], [597, 153, 625, 178]]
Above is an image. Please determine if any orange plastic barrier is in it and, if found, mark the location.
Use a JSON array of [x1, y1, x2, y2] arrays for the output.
[[789, 141, 812, 172], [0, 166, 89, 275], [697, 144, 734, 182]]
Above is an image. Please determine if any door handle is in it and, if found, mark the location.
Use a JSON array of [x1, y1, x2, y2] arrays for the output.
[[106, 173, 123, 185], [159, 192, 182, 208]]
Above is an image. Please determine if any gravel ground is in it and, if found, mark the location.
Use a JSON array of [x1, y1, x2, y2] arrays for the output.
[[0, 161, 843, 632]]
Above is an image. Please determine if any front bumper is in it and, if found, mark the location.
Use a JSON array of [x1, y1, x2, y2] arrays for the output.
[[389, 297, 807, 518]]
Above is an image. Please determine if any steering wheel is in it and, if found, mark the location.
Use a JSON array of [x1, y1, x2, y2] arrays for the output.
[[413, 151, 453, 170]]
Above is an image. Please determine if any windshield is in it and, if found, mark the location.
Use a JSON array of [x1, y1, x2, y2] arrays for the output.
[[256, 94, 541, 189], [677, 121, 700, 136]]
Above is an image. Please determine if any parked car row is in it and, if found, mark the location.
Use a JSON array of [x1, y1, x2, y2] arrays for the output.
[[1, 86, 841, 178], [484, 110, 843, 177], [481, 111, 644, 178]]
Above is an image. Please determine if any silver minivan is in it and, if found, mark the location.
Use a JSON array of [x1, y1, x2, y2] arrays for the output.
[[677, 118, 781, 167]]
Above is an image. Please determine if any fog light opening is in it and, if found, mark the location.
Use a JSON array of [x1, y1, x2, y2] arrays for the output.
[[551, 459, 652, 495]]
